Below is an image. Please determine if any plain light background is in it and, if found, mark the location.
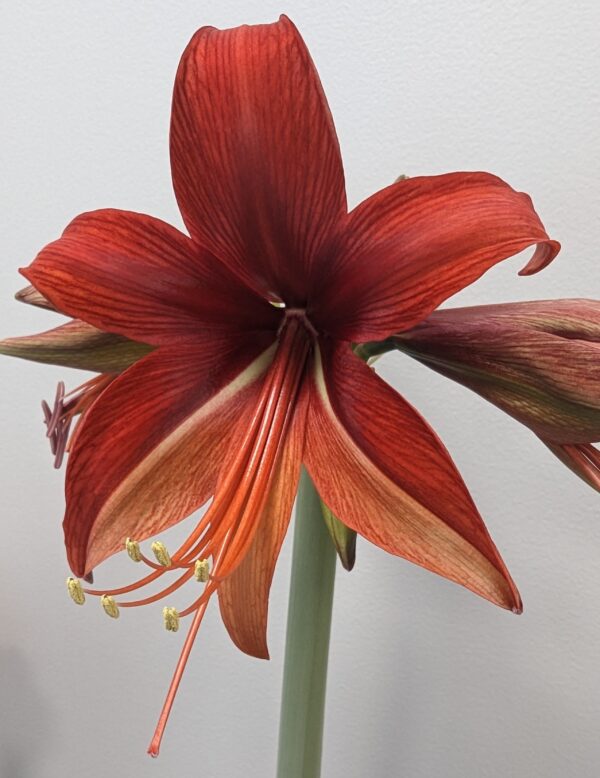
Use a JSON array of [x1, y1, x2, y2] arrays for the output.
[[1, 1, 600, 776]]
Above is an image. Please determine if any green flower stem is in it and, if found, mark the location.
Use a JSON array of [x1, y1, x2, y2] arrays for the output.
[[276, 468, 337, 778]]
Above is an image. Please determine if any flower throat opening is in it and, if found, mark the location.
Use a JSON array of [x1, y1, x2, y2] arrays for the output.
[[69, 313, 313, 756]]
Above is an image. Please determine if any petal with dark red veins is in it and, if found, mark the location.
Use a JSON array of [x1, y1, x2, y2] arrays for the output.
[[218, 384, 308, 658], [22, 209, 280, 346], [64, 332, 276, 577], [170, 15, 346, 304], [0, 319, 152, 372], [396, 300, 600, 444], [304, 341, 521, 612], [312, 172, 559, 341]]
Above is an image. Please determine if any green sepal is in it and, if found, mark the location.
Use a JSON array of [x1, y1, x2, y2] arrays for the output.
[[0, 320, 153, 373], [320, 499, 356, 571]]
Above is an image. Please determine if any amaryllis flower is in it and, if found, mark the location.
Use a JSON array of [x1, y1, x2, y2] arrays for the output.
[[394, 300, 600, 490], [5, 16, 559, 752]]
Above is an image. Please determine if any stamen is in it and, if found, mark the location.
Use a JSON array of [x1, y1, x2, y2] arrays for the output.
[[151, 541, 172, 567], [116, 568, 195, 609], [194, 559, 210, 582], [162, 607, 180, 633], [69, 316, 313, 756], [125, 538, 142, 562], [66, 577, 85, 605], [101, 595, 120, 619], [48, 381, 65, 434], [42, 375, 115, 468]]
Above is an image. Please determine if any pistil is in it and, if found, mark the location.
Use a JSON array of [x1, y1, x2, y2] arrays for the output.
[[66, 315, 314, 755]]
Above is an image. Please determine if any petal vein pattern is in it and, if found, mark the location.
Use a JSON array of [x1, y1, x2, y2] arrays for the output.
[[304, 343, 521, 611], [312, 172, 559, 341], [65, 334, 276, 577], [23, 209, 280, 345], [170, 16, 346, 303]]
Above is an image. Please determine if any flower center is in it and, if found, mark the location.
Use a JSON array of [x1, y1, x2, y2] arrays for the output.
[[70, 315, 313, 755]]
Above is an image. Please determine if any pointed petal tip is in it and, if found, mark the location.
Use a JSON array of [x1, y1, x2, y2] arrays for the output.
[[14, 281, 57, 311], [227, 630, 270, 660], [506, 586, 523, 615]]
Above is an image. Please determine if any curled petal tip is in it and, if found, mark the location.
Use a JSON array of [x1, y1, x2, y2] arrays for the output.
[[518, 239, 561, 276]]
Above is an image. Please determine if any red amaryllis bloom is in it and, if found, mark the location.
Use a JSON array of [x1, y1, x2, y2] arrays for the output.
[[395, 300, 600, 490], [13, 16, 559, 753]]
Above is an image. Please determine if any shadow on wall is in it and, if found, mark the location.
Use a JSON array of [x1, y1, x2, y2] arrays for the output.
[[0, 646, 56, 778]]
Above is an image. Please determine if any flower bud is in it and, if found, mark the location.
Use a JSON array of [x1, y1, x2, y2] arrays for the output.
[[394, 299, 600, 490]]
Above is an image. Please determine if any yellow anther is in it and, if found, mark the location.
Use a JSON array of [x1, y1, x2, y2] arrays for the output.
[[66, 577, 85, 605], [163, 607, 180, 632], [151, 541, 172, 567], [100, 594, 120, 619], [125, 537, 142, 562], [194, 558, 210, 582]]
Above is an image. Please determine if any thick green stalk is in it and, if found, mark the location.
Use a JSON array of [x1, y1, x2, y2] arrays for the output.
[[276, 468, 337, 778]]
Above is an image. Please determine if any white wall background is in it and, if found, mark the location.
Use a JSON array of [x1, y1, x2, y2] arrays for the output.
[[1, 1, 599, 776]]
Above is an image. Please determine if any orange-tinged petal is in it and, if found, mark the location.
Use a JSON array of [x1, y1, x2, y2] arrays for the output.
[[64, 333, 276, 577], [217, 384, 308, 658], [23, 209, 280, 346], [170, 15, 346, 304], [312, 172, 559, 341], [304, 341, 521, 612]]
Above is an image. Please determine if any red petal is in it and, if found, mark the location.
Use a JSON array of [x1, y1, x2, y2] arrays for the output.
[[398, 300, 600, 444], [23, 209, 280, 346], [312, 172, 559, 341], [170, 15, 346, 304], [64, 333, 276, 577], [217, 385, 307, 658], [304, 341, 521, 611]]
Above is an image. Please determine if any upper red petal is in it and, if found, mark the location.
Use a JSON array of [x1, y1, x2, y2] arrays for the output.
[[170, 15, 347, 304], [304, 341, 521, 611], [310, 172, 559, 340], [64, 332, 275, 577], [23, 209, 280, 346]]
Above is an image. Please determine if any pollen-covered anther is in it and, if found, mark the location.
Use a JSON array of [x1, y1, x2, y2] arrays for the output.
[[151, 541, 172, 567], [194, 559, 210, 582], [125, 537, 142, 562], [162, 607, 180, 632], [66, 577, 85, 605], [101, 594, 120, 619]]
